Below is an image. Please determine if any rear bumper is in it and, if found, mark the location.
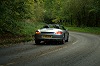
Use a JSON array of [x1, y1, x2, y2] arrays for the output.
[[34, 34, 64, 41]]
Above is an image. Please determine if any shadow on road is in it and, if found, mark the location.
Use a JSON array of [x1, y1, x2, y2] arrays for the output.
[[34, 41, 63, 46]]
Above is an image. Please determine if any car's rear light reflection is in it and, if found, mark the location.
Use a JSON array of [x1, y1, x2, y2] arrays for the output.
[[36, 31, 41, 34], [55, 31, 63, 35]]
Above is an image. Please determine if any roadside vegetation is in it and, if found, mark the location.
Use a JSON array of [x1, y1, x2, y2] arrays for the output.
[[66, 27, 100, 35], [0, 0, 100, 47], [0, 22, 45, 47]]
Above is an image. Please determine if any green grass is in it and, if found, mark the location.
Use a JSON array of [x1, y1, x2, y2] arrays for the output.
[[0, 22, 45, 47], [66, 27, 100, 35], [15, 21, 45, 36]]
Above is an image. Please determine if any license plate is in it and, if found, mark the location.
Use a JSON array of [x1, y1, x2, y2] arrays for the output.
[[42, 35, 52, 38]]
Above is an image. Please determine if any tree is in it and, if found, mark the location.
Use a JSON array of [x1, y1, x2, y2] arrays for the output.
[[0, 0, 35, 34]]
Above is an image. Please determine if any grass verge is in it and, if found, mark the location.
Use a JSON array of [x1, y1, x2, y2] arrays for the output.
[[0, 22, 45, 48], [66, 27, 100, 35]]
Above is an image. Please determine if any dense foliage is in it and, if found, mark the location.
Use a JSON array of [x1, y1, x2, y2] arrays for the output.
[[43, 0, 100, 27], [0, 0, 100, 35], [0, 0, 34, 35]]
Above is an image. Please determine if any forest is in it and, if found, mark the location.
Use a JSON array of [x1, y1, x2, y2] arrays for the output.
[[0, 0, 100, 36]]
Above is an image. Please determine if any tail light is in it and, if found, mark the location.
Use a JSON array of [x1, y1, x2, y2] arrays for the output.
[[35, 31, 41, 34], [55, 31, 63, 35]]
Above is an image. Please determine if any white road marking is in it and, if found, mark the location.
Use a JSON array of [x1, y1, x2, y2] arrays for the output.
[[38, 46, 67, 57], [72, 41, 78, 45], [38, 41, 78, 57]]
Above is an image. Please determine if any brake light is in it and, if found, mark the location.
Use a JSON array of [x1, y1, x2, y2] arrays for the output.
[[36, 31, 41, 34], [55, 31, 63, 35]]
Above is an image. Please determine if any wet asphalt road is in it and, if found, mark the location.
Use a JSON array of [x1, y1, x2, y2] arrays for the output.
[[0, 32, 100, 66]]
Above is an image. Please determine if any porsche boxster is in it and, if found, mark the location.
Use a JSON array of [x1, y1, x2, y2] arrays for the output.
[[34, 24, 69, 44]]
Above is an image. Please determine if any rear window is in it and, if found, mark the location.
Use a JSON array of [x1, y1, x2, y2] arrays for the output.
[[43, 25, 60, 29]]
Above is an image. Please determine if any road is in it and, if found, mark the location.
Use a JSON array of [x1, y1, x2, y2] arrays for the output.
[[0, 32, 100, 66]]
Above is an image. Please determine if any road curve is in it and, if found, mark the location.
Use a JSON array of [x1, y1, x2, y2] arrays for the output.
[[0, 31, 100, 66]]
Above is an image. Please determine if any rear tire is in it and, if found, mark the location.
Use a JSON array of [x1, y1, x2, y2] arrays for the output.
[[65, 39, 68, 42], [35, 40, 41, 44], [60, 38, 65, 44], [65, 36, 69, 42]]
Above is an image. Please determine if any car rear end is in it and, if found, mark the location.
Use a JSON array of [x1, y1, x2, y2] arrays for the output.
[[35, 31, 64, 40], [34, 28, 65, 44]]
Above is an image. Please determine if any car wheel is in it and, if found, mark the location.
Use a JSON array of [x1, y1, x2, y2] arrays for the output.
[[35, 40, 41, 44], [65, 35, 69, 42], [60, 38, 65, 44]]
